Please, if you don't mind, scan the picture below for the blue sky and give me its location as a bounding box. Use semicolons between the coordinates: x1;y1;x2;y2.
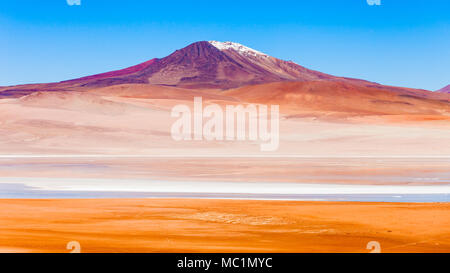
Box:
1;0;449;90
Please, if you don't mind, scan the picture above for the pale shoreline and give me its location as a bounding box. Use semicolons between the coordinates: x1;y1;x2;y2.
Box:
0;177;449;202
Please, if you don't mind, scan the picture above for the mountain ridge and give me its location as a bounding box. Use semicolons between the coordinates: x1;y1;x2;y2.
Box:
0;41;448;104
437;85;450;94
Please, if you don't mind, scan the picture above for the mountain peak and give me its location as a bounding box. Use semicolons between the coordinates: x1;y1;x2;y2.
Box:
8;40;368;92
208;41;269;58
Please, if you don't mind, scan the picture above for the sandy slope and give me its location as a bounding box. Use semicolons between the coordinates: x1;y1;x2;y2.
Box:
0;199;448;253
0;83;449;156
224;81;450;117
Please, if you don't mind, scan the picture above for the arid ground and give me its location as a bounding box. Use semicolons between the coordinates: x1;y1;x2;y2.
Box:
1;84;450;156
0;199;448;253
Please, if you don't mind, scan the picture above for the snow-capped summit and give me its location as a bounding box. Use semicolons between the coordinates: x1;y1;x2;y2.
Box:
208;41;269;58
27;41;359;91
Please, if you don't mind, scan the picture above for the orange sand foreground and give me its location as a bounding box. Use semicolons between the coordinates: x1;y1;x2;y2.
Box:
0;199;448;253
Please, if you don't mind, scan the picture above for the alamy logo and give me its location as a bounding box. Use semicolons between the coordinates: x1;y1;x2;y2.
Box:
367;0;381;5
67;0;81;6
171;97;280;151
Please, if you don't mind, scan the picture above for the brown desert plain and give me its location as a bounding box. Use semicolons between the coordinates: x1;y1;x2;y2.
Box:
0;41;449;253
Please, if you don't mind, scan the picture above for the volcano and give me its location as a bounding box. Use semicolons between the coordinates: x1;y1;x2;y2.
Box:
0;41;379;96
63;41;373;90
67;41;371;90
